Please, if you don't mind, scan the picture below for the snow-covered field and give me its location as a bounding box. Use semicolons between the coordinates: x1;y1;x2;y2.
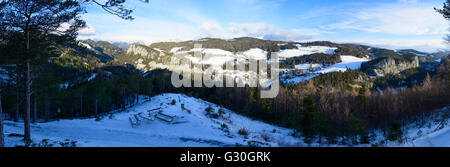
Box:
281;55;369;85
3;94;301;147
317;56;369;74
278;45;337;58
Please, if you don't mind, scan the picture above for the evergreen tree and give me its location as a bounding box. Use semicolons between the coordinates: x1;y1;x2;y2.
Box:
0;0;86;143
302;98;318;140
0;94;4;147
436;0;450;42
344;116;366;144
287;109;302;131
436;0;450;20
88;0;149;21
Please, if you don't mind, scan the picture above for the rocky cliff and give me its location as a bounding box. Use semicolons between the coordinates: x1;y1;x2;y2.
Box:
362;55;420;77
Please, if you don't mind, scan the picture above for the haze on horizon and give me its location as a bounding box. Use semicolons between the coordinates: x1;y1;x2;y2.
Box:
78;0;450;52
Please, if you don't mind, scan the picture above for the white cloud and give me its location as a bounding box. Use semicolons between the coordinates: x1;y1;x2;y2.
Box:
199;22;327;41
338;38;448;52
320;3;448;36
78;24;96;35
78;14;199;44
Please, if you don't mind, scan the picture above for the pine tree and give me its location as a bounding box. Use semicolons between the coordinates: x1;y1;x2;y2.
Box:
0;0;86;143
0;95;4;147
436;0;450;42
302;98;318;140
88;0;149;20
422;73;432;88
436;0;450;20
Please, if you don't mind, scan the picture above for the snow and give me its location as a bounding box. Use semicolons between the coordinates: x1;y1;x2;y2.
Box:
393;106;450;147
201;49;234;56
3;93;301;147
59;83;69;89
87;73;97;81
409;126;450;147
295;64;322;70
153;48;163;53
0;67;9;81
281;74;320;85
170;47;184;53
317;56;369;74
78;42;92;49
185;55;234;66
243;48;267;60
3;94;448;147
281;55;369;85
277;45;337;58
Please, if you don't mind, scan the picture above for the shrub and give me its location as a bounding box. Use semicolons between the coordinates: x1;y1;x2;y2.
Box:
221;123;228;129
387;122;403;141
109;113;115;119
218;108;226;116
261;134;271;142
95;115;103;121
238;128;249;136
205;106;214;114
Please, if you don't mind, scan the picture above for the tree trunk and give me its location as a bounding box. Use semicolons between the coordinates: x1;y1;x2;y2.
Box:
45;98;49;121
95;97;98;116
24;20;32;143
15;67;20;122
15;91;19;122
33;94;37;123
24;60;31;143
80;93;83;117
0;95;5;147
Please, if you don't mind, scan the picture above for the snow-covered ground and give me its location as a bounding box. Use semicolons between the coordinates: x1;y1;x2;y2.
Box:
391;106;449;147
404;125;450;147
295;64;322;70
2;94;448;147
78;42;93;49
317;56;369;74
3;94;302;147
278;45;337;58
242;48;267;60
281;55;369;85
0;67;9;81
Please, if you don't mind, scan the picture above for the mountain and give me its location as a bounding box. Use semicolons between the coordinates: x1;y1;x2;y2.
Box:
113;37;441;88
79;39;125;60
397;49;429;57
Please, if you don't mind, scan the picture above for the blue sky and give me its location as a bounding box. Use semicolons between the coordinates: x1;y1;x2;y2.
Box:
78;0;449;52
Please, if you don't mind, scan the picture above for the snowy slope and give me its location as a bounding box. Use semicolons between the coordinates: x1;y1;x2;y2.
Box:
281;55;369;85
3;95;448;147
317;56;369;74
408;126;450;147
242;48;267;60
3;94;301;147
277;45;337;58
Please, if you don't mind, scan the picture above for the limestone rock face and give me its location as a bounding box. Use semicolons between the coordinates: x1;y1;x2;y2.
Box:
366;56;419;77
127;45;150;57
